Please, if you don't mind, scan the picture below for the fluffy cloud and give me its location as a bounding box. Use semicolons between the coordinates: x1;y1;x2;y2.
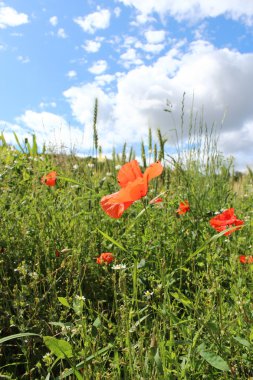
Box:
82;39;102;53
17;55;30;63
57;28;67;38
14;111;84;152
67;70;77;78
64;83;116;150
118;0;253;23
0;4;29;28
74;8;110;34
49;16;58;26
120;48;143;67
62;40;253;168
88;60;108;75
145;30;166;44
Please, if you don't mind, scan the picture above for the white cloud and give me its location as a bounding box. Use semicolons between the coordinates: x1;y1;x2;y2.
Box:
74;8;110;34
145;30;166;44
137;42;165;54
67;70;77;78
49;16;58;26
64;83;115;150
57;28;67;38
39;101;57;109
62;40;253;168
15;111;84;153
120;48;143;67
118;0;253;24
0;4;29;29
88;60;108;75
17;55;30;63
0;120;27;146
95;74;116;86
82;39;102;53
114;7;121;17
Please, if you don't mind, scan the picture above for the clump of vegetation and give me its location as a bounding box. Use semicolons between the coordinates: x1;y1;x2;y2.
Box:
0;115;253;379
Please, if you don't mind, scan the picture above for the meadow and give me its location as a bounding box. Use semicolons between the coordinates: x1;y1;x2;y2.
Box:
0;122;253;379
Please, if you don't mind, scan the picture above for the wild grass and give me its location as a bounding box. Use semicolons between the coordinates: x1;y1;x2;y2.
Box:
0;120;253;380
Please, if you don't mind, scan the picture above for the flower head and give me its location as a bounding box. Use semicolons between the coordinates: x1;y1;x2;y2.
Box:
176;200;190;215
96;252;114;265
209;208;244;236
239;255;253;264
149;197;163;205
41;171;57;186
112;263;127;270
100;160;163;218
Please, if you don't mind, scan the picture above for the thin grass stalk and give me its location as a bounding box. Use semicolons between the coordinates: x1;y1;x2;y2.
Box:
141;141;147;168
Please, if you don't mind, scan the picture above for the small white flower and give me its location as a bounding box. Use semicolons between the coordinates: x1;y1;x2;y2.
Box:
29;271;39;279
106;172;112;176
115;165;121;170
73;164;79;170
87;163;94;168
75;295;86;301
144;290;154;300
112;264;127;270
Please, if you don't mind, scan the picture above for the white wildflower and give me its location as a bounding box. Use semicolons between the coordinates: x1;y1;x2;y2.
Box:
144;290;154;300
112;264;127;270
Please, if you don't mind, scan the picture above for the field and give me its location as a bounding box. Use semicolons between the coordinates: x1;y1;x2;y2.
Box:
0;127;253;380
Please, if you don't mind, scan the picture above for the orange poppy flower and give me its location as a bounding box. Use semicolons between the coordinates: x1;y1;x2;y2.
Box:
239;255;253;264
100;160;163;218
41;171;57;186
209;208;244;236
176;200;190;215
96;252;114;265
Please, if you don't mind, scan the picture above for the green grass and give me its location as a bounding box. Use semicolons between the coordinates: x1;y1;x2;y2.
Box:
0;129;253;380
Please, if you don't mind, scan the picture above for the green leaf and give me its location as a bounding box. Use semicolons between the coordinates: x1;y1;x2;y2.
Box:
58;297;71;308
233;336;251;348
0;332;40;344
154;348;163;374
43;336;73;359
93;317;101;328
58;343;113;379
13;132;25;153
197;345;230;371
49;322;73;329
96;228;127;252
170;291;192;308
137;258;145;268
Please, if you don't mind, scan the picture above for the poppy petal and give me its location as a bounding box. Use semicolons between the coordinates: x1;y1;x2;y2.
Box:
100;192;133;218
209;208;243;235
41;171;57;186
143;161;163;183
117;160;143;188
109;177;147;203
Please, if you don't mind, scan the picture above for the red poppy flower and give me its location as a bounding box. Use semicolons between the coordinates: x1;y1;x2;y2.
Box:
55;249;60;257
41;171;57;186
149;197;163;205
176;200;190;215
96;252;114;265
100;160;163;218
209;208;244;236
239;255;253;264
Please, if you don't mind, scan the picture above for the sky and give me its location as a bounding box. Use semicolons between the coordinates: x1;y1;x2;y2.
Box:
1;0;253;170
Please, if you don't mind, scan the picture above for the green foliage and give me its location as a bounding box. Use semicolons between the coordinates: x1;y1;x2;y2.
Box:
0;124;253;379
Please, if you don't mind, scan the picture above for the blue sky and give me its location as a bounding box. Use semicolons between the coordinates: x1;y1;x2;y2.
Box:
1;0;253;169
